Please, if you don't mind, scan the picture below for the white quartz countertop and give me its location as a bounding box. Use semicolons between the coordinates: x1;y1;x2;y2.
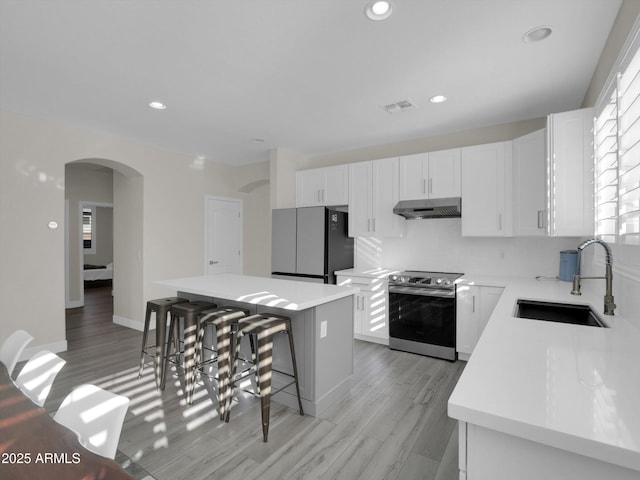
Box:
448;276;640;471
156;274;359;311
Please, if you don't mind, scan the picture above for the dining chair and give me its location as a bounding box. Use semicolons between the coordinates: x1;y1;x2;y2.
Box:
53;384;130;459
0;329;34;377
15;349;66;407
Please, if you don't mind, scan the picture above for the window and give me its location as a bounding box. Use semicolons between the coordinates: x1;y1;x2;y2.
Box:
594;86;619;243
594;18;640;246
618;43;640;244
82;206;96;254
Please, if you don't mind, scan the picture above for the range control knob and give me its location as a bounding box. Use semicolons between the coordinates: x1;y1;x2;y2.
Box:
443;279;451;286
435;278;443;285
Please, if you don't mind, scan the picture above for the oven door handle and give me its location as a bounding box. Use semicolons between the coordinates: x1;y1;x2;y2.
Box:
388;286;455;298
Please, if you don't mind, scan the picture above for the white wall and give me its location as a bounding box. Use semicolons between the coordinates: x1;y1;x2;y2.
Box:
354;219;578;278
0;111;66;352
0;110;271;350
583;0;640;108
579;235;640;327
307;117;546;168
270;147;305;209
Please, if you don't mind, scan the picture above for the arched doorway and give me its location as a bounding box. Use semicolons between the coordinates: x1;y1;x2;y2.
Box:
64;159;143;329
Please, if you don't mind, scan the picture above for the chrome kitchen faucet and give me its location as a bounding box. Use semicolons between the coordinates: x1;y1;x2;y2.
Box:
570;239;616;315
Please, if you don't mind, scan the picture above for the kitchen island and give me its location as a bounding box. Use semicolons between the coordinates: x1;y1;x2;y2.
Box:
449;276;640;479
156;274;359;416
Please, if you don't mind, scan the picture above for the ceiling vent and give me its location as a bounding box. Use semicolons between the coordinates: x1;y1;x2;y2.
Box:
382;99;416;114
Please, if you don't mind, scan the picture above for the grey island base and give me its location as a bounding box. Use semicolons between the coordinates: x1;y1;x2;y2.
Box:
156;274;359;417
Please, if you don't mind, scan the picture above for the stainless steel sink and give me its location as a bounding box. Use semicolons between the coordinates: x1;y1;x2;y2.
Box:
515;299;608;328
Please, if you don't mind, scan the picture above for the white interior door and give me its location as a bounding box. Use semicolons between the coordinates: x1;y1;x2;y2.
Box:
205;196;242;275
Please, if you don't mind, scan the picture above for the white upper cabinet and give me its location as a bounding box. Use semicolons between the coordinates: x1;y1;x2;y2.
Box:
513;129;547;236
348;157;405;237
398;153;426;199
296;164;349;207
399;148;461;200
461;141;513;237
547;107;595;236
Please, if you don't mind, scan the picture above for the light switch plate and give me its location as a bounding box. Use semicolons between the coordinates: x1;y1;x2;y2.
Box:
320;320;328;338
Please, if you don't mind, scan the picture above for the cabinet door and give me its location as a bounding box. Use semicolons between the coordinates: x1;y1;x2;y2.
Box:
399;153;428;200
547;108;595;236
456;285;479;357
478;287;503;339
429;148;461;198
324;165;349;205
354;290;389;343
461;141;513;237
353;292;366;336
372;157;405;237
457;285;504;359
348;161;373;237
296;169;325;207
361;288;388;341
296;165;349;207
513;129;547;236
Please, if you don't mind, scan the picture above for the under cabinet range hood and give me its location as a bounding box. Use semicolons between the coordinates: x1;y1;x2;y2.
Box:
393;197;462;219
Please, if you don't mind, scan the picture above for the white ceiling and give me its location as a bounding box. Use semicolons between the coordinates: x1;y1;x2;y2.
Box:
0;0;622;166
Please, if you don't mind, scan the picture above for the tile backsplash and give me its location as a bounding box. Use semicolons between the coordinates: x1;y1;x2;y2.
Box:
355;218;578;279
355;219;640;331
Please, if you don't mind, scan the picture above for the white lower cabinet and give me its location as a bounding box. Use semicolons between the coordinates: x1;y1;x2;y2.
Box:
458;421;639;480
337;273;389;345
456;285;503;360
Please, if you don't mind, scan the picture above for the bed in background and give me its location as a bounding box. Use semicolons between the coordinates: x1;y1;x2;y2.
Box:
83;262;113;287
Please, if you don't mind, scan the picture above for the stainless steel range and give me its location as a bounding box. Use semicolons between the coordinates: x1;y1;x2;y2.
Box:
388;271;463;361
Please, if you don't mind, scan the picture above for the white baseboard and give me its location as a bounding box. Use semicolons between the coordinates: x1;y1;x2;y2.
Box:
65;299;83;309
20;340;68;362
354;333;388;346
113;315;146;331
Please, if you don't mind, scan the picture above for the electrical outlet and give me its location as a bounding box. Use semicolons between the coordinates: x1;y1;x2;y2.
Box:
320;320;328;338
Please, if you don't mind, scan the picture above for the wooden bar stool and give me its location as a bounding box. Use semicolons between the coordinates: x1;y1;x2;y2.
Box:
161;301;216;400
227;313;304;442
192;306;251;418
138;297;189;387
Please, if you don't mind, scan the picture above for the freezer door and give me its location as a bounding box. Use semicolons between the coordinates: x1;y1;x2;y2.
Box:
271;208;297;274
326;209;354;283
296;207;326;276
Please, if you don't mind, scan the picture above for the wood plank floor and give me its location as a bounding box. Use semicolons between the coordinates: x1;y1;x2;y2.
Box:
48;287;465;480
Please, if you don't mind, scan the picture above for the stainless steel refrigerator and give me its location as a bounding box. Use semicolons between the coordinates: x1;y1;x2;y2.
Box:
271;207;354;284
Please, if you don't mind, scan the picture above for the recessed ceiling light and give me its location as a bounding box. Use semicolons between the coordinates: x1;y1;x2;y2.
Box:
429;95;447;104
522;26;552;43
365;1;393;21
149;101;167;110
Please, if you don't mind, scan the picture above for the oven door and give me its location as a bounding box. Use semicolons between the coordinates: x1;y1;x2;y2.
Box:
388;286;456;348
